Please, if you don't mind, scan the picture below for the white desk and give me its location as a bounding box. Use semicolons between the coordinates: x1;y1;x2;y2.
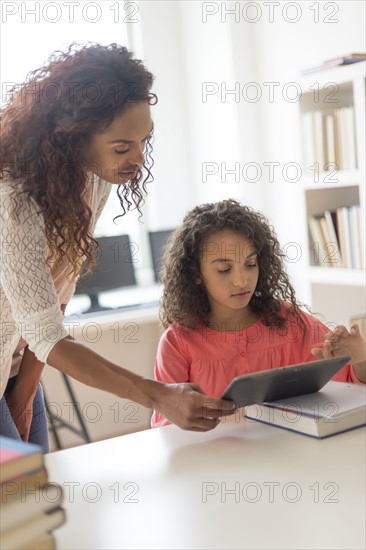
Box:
45;415;366;550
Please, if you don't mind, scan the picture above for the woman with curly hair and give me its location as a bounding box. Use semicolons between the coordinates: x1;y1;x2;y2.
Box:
151;199;365;427
0;43;236;450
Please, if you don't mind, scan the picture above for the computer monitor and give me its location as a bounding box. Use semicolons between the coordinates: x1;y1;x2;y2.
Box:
74;234;137;313
148;229;175;283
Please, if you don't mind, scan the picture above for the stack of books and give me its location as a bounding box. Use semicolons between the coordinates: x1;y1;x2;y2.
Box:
301;106;357;172
0;437;66;550
308;205;363;269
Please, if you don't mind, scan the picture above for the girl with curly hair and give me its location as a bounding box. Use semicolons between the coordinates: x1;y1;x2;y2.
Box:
151;199;365;427
0;43;235;450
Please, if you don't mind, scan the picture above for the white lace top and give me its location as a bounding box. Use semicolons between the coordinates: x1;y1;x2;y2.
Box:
0;173;112;397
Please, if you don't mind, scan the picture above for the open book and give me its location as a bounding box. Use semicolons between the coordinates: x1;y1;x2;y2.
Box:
245;381;366;439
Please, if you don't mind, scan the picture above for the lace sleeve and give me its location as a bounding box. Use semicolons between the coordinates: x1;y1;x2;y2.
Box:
0;186;68;363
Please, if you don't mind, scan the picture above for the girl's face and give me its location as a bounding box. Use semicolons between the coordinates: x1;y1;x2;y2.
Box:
82;101;153;184
199;229;259;323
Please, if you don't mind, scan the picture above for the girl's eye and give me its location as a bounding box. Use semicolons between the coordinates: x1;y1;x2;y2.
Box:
114;149;129;155
218;268;230;274
247;263;258;269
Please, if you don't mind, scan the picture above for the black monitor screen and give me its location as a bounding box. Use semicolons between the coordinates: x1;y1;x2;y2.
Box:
75;234;137;312
148;229;175;283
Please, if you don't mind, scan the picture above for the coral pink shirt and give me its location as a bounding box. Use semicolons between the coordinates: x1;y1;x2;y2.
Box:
151;305;361;427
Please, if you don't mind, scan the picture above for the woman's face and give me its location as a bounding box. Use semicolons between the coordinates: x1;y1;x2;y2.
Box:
82;101;153;184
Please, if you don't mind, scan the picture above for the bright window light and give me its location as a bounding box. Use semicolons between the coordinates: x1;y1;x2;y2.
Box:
0;2;147;247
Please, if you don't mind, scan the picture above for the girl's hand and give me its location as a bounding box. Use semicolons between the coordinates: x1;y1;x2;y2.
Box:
311;324;366;364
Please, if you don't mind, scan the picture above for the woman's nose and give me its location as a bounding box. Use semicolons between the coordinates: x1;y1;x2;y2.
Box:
129;143;145;167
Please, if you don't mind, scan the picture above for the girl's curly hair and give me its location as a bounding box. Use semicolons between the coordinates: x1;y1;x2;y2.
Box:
0;42;157;274
160;199;306;333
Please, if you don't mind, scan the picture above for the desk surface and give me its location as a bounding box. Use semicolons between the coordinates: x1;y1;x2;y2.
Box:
46;416;366;550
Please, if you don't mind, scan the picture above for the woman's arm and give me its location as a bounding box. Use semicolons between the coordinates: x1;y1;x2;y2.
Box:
1;189;235;432
47;336;236;431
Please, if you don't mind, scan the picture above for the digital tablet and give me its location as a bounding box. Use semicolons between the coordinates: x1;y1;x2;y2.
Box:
221;356;352;407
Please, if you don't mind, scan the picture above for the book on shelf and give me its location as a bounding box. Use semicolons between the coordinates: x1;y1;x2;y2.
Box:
326;53;366;63
308;215;326;266
345;106;357;169
301;106;356;171
245;381;366;439
309;205;363;269
348;205;363;269
301;111;315;170
342;205;364;269
323;210;342;266
318;216;338;267
301;53;366;75
308;214;341;267
325;112;337;166
313;110;326;171
301;111;324;171
336;207;349;268
335;106;357;171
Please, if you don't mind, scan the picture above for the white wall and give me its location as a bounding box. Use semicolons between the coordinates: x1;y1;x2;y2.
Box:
134;1;194;229
138;1;265;215
241;0;366;304
137;0;365;304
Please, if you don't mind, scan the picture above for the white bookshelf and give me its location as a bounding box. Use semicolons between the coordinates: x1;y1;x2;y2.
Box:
299;61;366;327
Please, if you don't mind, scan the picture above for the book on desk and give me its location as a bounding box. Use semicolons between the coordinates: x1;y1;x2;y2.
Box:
0;437;66;550
245;381;366;439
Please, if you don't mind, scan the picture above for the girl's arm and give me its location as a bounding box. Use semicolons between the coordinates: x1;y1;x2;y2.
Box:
311;324;366;383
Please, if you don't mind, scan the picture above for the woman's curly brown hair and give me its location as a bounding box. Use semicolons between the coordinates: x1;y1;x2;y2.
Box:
160;199;306;334
0;42;156;274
